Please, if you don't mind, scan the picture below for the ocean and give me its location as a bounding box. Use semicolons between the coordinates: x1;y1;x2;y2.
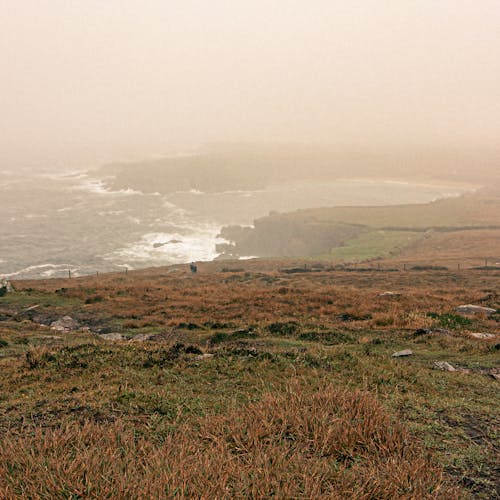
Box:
0;167;470;279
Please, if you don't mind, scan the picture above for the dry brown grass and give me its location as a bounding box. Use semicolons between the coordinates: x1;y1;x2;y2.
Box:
10;267;500;332
0;383;459;499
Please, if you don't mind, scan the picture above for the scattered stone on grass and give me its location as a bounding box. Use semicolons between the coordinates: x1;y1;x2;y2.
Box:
434;361;456;372
98;333;126;341
129;331;175;342
129;333;156;342
392;349;413;357
468;332;496;339
414;328;450;336
50;316;79;332
455;304;496;316
194;353;214;361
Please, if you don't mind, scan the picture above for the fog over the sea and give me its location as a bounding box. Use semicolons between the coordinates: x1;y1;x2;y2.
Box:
1;0;499;169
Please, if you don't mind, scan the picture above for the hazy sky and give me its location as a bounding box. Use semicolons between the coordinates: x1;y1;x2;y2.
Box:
1;1;499;168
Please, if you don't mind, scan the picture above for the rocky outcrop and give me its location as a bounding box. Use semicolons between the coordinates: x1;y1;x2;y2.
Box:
50;316;80;332
455;305;497;316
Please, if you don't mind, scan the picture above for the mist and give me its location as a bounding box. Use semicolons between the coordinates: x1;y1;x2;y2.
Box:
1;0;499;169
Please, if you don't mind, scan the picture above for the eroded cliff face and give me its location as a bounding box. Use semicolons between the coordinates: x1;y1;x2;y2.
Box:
217;214;365;258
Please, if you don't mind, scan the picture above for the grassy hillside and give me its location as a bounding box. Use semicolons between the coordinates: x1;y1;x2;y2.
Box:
1;264;499;497
220;188;500;264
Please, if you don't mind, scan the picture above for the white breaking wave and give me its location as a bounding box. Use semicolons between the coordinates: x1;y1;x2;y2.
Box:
73;177;145;196
1;263;75;279
105;225;226;265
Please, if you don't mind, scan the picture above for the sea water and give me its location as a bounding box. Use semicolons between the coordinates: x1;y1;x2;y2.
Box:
0;167;470;279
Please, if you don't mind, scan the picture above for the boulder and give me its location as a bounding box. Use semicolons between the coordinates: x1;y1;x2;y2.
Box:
392;349;413;357
469;332;496;339
194;353;214;361
434;361;456;372
414;328;450;336
129;331;174;342
98;333;126;341
129;333;156;342
50;316;79;332
455;304;496;316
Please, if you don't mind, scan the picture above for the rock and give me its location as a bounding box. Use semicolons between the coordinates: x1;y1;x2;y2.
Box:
434;361;456;372
392;349;413;357
414;328;450;336
129;331;174;342
153;239;182;248
455;304;496;316
490;369;500;381
98;333;126;341
468;332;496;339
380;291;401;297
194;353;214;361
50;316;79;332
129;333;156;342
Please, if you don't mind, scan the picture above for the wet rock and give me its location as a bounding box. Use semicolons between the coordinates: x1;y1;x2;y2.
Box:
392;349;413;357
434;361;456;372
455;304;496;316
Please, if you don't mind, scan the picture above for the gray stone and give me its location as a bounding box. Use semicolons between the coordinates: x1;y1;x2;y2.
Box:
98;333;126;341
194;353;214;361
392;349;413;357
50;316;79;332
469;332;496;339
434;361;456;372
455;304;496;316
129;333;156;342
